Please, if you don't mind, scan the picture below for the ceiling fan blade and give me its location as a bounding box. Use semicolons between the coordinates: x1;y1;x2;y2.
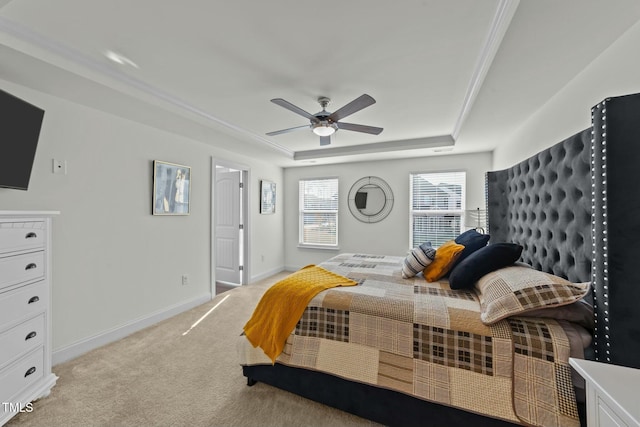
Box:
271;98;320;123
336;122;383;135
320;136;331;146
327;94;376;122
266;124;310;136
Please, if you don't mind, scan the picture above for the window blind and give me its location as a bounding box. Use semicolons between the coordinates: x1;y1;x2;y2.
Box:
299;178;339;246
410;171;465;248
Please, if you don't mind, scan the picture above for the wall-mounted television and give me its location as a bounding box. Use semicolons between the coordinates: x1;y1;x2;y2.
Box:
0;89;45;190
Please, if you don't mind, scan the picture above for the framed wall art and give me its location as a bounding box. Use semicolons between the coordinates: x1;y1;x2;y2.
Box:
260;180;276;214
153;160;191;215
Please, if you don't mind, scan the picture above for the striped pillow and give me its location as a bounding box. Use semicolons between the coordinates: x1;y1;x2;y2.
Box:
402;243;436;278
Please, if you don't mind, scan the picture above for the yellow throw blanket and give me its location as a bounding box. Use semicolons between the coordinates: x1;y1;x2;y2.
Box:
243;264;357;363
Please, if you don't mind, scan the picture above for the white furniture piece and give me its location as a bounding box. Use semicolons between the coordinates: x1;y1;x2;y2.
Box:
570;358;640;427
0;211;58;426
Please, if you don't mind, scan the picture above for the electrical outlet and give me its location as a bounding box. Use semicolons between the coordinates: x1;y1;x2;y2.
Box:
181;274;189;286
52;159;67;175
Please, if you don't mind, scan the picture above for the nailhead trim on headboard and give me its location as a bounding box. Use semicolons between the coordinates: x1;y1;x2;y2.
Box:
591;99;610;362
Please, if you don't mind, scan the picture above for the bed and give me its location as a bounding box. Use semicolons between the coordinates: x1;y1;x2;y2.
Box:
238;91;640;426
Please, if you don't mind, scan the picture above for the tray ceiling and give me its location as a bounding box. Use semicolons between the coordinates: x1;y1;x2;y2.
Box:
1;0;639;166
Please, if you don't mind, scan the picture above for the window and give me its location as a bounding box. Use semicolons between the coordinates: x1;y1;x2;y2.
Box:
299;178;339;247
410;171;466;248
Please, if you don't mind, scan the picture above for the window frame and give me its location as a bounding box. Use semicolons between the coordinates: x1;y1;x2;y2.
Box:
298;177;339;250
409;171;466;249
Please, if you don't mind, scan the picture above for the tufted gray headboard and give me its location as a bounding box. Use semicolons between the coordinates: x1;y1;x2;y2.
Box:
486;129;592;283
487;92;640;370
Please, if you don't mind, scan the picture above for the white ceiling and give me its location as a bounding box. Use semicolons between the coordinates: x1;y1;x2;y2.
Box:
1;0;640;167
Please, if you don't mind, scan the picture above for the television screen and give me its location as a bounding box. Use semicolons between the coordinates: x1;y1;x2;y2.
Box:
0;89;45;190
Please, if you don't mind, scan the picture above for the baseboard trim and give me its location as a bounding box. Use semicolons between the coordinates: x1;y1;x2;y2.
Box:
52;293;211;366
250;266;287;282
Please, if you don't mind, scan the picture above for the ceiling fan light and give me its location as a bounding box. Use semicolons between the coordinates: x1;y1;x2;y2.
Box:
313;122;336;136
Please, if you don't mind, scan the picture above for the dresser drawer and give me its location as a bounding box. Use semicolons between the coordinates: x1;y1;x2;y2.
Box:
0;281;48;327
0;222;45;255
0;347;44;404
0;251;45;291
0;315;45;370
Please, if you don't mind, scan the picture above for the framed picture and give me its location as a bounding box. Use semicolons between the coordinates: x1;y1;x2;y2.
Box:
260;180;276;214
153;160;191;215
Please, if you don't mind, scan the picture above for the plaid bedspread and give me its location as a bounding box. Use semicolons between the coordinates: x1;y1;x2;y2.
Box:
238;253;580;427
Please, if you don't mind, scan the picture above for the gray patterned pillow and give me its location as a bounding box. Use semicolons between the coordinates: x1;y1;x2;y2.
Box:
402;242;436;278
475;265;590;324
523;299;594;330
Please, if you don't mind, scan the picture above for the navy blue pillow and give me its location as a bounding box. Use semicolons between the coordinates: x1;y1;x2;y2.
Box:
448;243;523;290
450;229;490;270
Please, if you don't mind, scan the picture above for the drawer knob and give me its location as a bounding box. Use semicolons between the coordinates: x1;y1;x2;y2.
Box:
24;366;36;377
25;232;38;239
25;263;37;270
28;296;40;304
25;331;37;340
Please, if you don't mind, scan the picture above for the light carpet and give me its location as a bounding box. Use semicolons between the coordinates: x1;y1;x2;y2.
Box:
7;273;378;427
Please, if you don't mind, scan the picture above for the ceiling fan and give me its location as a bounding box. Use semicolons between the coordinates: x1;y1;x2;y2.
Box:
266;94;383;146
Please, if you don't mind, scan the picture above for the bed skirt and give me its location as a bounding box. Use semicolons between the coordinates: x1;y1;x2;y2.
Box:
243;363;563;427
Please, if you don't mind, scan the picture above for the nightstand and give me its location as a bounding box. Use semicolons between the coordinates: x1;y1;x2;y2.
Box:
570;358;640;427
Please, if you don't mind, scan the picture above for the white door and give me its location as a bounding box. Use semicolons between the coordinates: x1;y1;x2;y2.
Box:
215;169;242;284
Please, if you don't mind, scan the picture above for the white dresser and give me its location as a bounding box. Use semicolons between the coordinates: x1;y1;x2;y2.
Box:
570;358;640;427
0;211;58;426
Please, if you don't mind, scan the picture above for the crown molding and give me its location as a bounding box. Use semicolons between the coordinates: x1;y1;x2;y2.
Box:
0;16;294;158
451;0;520;141
293;135;454;161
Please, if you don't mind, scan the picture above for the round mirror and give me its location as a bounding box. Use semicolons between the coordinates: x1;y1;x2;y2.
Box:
348;176;394;223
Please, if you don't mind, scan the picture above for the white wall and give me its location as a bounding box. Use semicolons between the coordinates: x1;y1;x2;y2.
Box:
0;80;284;359
283;152;491;270
493;19;640;169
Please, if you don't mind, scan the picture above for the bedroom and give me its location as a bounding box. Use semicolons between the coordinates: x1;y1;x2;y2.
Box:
1;0;640;426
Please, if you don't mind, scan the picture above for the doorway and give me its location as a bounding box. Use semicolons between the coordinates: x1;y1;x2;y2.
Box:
212;159;250;296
